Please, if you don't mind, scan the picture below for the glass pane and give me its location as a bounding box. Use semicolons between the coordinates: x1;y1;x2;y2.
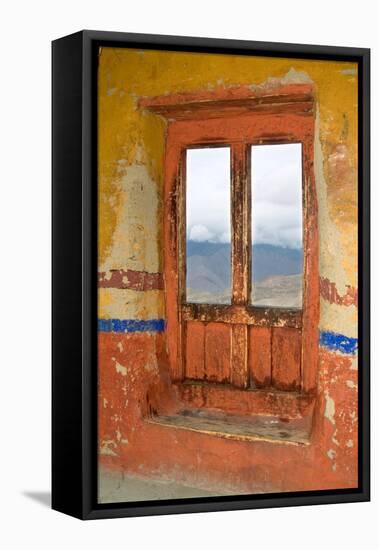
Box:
251;143;303;308
186;147;231;304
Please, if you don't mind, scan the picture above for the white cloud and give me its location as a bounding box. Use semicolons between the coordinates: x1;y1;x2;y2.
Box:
186;147;231;243
189;224;215;242
219;230;231;243
186;143;303;249
251;143;302;248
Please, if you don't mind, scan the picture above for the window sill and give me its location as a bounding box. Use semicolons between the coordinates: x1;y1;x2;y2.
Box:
144;381;315;446
146;408;312;446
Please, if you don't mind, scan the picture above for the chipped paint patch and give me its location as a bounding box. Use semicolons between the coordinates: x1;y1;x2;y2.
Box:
349;356;358;370
327;448;336;460
314;110;357;294
114;360;128;376
282;67;313;84
98;269;164;291
100;440;118;456
324;391;336;425
320;276;357;307
340;68;358;76
99;164;161;274
117;341;123;352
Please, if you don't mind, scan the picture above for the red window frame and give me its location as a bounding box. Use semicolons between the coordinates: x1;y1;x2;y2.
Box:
141;83;319;404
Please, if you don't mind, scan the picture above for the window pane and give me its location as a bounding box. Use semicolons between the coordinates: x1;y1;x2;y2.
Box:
186;147;231;304
251;143;303;308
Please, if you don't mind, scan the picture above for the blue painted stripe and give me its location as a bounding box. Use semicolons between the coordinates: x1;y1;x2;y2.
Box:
98;318;165;333
319;330;358;355
98;320;357;354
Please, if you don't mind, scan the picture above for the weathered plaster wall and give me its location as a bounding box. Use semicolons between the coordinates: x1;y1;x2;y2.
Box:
97;47;358;497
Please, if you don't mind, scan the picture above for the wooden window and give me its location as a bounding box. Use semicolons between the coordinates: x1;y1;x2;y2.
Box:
141;84;319;403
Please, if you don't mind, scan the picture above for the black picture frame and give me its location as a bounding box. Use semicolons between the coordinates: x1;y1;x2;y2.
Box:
52;30;370;520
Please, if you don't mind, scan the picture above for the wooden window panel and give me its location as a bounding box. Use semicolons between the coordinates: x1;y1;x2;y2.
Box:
185;321;205;380
230;324;248;388
249;326;272;389
204;322;231;383
272;327;302;391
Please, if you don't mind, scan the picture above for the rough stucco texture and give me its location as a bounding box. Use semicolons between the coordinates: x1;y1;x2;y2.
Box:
97;47;359;498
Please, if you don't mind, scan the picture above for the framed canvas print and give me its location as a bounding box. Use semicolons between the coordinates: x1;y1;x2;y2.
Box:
52;30;370;519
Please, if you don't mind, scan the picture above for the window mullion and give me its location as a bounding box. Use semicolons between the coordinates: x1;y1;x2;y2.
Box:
231;143;250;306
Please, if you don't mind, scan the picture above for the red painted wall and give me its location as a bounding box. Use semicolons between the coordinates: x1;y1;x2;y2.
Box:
98;331;358;494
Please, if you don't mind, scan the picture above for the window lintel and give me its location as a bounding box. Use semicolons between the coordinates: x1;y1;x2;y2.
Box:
139;83;314;121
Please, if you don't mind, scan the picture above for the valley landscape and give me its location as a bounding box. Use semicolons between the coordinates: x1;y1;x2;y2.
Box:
186;241;303;308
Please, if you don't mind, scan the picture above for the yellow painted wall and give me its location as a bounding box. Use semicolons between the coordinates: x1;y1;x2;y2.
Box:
98;47;358;336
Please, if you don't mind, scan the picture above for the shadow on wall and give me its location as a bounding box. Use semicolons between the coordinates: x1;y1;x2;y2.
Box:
22;491;51;508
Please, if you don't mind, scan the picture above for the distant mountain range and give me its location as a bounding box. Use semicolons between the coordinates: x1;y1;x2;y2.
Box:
186;241;302;288
187;274;302;308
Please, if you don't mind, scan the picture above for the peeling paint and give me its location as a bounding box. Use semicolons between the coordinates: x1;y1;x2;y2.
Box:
114;361;128;376
320;276;357;307
314;110;356;297
99;268;164;291
340;68;358;76
98;288;165;320
99;164;162;274
327;448;336;460
324;391;336;425
100;440;118;456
